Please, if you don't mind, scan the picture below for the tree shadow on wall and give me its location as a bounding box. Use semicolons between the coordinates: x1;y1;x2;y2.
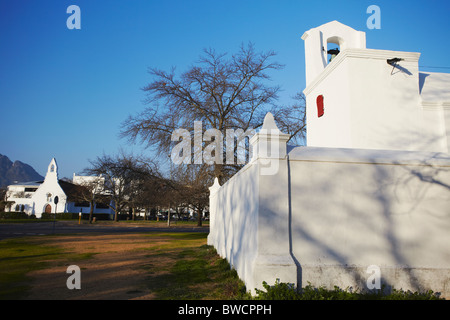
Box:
287;150;450;295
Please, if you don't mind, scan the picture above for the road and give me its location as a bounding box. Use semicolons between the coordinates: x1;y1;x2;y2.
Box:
0;221;209;240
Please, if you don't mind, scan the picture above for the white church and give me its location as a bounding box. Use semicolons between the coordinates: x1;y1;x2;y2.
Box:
207;21;450;297
4;158;114;218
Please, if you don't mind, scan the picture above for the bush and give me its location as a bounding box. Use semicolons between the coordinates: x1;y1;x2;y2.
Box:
40;212;78;220
253;280;444;300
0;211;29;219
254;280;301;300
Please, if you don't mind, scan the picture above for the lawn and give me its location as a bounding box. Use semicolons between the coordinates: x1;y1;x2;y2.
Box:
0;231;443;300
0;237;64;299
140;233;247;299
0;232;246;300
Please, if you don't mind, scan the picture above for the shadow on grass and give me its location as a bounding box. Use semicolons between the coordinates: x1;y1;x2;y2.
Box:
144;243;248;300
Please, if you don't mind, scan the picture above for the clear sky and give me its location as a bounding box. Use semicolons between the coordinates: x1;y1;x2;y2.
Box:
1;0;449;179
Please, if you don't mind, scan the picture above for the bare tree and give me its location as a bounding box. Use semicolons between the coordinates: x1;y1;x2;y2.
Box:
121;43;306;184
170;164;210;226
71;176;104;223
272;92;307;146
84;152;157;222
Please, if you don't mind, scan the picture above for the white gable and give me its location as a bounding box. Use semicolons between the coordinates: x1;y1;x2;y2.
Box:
31;158;67;215
302;21;450;154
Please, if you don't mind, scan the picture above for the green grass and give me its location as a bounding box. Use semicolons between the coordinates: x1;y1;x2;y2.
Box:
0;238;63;299
1;231;442;300
0;236;99;300
144;242;248;299
139;232;247;299
0;232;245;300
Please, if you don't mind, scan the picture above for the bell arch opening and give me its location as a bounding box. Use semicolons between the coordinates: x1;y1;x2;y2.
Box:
326;36;344;63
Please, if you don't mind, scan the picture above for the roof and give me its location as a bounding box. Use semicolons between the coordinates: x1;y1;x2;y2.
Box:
9;180;44;187
58;180;89;202
419;72;450;103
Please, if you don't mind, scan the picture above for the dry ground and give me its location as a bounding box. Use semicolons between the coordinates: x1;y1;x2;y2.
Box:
25;233;202;300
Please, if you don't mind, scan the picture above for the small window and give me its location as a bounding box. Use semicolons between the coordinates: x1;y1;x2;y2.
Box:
316;95;324;117
50;164;55;172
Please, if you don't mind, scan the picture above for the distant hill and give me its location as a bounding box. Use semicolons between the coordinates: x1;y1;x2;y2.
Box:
0;154;44;188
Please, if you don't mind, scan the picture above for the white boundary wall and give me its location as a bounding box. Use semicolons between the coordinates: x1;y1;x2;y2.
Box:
207;114;450;297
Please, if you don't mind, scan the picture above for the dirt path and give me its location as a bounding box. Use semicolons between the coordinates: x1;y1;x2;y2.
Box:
25;233;179;300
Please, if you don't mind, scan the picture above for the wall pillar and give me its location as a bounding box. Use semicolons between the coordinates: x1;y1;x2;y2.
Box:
248;112;298;292
207;177;220;247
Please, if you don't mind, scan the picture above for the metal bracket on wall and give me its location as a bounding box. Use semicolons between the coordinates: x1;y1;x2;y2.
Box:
387;57;404;75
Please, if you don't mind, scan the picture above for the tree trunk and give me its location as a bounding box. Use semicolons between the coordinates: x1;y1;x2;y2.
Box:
89;200;94;223
197;207;202;227
167;202;171;227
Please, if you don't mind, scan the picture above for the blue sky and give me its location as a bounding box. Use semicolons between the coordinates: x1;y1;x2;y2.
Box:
1;0;449;179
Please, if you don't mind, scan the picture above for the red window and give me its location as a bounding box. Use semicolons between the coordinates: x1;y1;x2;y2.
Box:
316;95;324;117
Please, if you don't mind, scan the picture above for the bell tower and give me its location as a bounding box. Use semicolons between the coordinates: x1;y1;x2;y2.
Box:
299;21;441;152
301;20;366;86
45;158;59;181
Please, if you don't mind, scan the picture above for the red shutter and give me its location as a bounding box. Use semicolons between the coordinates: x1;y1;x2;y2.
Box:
316;95;324;117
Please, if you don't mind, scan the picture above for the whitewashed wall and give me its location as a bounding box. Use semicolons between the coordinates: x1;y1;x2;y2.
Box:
288;147;450;296
208;21;450;296
207;164;259;291
208;114;450;297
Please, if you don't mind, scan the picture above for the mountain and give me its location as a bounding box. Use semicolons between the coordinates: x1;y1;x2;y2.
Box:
0;154;44;188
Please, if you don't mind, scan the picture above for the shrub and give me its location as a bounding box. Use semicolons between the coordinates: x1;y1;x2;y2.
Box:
253;280;444;300
40;212;78;220
0;211;29;219
254;280;301;300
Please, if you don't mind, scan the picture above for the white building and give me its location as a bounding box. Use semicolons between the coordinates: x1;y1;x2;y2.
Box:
208;21;450;297
5;158;114;218
301;20;450;153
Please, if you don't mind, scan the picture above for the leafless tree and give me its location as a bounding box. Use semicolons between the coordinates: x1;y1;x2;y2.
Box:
84;151;158;222
71;176;104;223
120;43;306;184
170;164;211;226
271;92;307;146
0;188;8;212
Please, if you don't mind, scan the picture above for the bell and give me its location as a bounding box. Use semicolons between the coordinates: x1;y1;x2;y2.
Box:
327;48;340;62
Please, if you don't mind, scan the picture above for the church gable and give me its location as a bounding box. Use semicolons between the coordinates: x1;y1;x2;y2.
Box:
30;158;67;215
